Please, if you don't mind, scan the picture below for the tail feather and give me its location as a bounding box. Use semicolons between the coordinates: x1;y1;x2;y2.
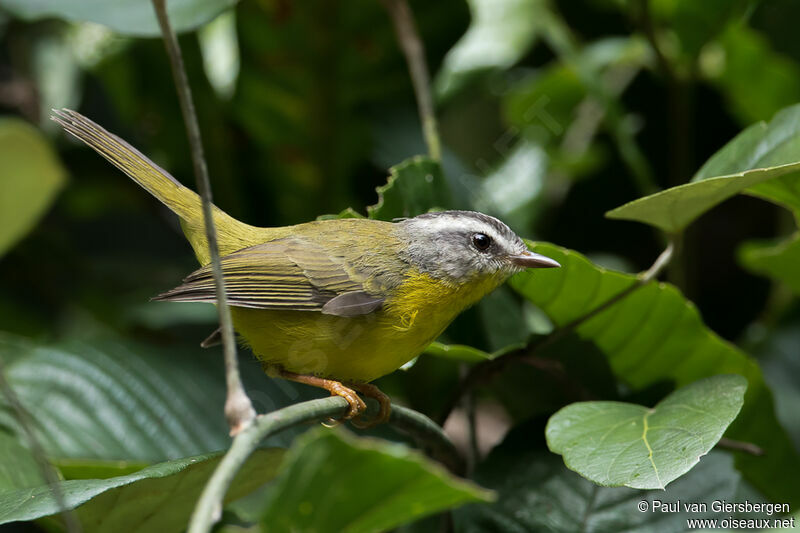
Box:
52;109;263;262
52;109;201;223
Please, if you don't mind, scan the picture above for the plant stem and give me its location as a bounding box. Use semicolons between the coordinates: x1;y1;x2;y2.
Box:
437;242;675;426
0;360;81;533
151;0;255;434
380;0;442;162
187;397;462;533
717;437;765;456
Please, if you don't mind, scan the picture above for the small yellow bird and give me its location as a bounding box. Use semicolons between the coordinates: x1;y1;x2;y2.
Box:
53;109;559;424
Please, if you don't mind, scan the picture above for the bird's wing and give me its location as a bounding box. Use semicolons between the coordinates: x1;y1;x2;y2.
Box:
153;237;385;316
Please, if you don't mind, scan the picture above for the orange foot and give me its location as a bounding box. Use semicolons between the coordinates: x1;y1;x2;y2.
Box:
274;368;367;420
346;382;392;428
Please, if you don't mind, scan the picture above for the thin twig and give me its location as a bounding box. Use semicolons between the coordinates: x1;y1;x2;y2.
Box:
437;242;674;425
717;437;765;457
187;397;463;533
0;360;81;533
380;0;441;161
151;0;255;434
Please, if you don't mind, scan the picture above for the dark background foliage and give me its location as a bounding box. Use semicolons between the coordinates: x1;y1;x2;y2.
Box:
1;0;800;531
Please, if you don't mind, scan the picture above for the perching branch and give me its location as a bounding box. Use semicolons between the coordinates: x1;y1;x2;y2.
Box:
187;397;463;533
0;360;81;533
150;0;255;434
437;242;675;426
380;0;442;162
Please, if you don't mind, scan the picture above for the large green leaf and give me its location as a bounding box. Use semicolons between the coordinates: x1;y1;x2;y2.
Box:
0;432;44;491
753;323;800;452
607;104;800;232
1;0;238;37
0;119;67;257
434;0;548;99
546;375;746;489
0;334;308;462
509;242;800;504
0;448;284;530
739;233;800;295
457;423;769;533
261;428;492;533
705;24;800;125
367;156;451;221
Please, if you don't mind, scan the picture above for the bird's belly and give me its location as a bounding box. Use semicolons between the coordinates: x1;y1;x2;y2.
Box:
230;307;449;382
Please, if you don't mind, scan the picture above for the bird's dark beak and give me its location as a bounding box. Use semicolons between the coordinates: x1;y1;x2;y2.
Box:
509;250;561;269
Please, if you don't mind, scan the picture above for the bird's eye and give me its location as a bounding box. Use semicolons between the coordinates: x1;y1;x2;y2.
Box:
472;233;492;251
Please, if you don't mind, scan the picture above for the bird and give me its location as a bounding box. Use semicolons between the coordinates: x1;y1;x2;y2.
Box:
52;109;560;425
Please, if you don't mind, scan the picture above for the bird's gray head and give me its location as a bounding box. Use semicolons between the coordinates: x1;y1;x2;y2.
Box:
396;211;559;283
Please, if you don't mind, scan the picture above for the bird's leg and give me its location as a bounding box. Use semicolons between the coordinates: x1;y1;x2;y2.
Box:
345;382;392;428
272;367;366;420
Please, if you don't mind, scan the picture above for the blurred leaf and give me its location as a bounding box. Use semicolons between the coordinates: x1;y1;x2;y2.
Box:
476;285;529;351
457;427;764;533
124;300;218;329
233;0;398;221
316;207;365;221
435;0;548;99
509;242;800;503
491;334;618;422
367;156;451;220
261;428;492;533
472;141;548;232
199;9;240;100
505;37;648;143
0;119;67;257
424;342;491;363
1;0;238;37
0;448;284;530
704;24;800;125
55;458;150;481
547;375;746;489
753;323;800;452
0;431;44;491
649;0;748;57
33;34;82;130
607;103;800;232
739;233;800;295
0;333;307;462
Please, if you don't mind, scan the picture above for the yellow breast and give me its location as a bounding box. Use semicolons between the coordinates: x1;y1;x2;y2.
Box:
230;268;506;382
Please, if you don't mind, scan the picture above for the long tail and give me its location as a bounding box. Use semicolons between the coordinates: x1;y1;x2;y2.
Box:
52;109;259;262
52;109;202;223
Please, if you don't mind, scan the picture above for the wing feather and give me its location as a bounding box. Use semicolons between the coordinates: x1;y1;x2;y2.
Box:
153;237;384;314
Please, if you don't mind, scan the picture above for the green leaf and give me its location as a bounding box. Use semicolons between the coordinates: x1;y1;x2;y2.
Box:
1;0;238;37
424;342;491;363
704;24;800;125
509;242;800;503
0;118;67;257
490;334;618;423
739;232;800;295
648;0;748;57
198;9;240;100
754;323;800;452
0;432;44;491
434;0;548;99
367;156;451;221
546;375;746;489
0;333;307;462
606;104;800;232
261;428;493;533
0;448;284;529
316;207;365;221
458;421;767;533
